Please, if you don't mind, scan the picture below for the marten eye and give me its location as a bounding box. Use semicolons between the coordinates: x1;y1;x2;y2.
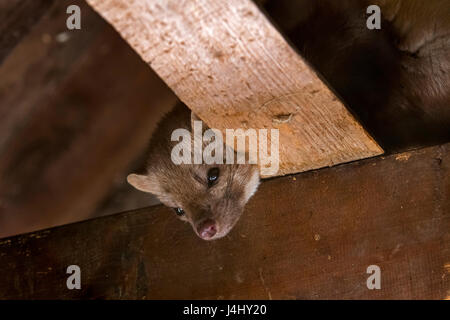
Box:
207;167;220;187
173;207;185;216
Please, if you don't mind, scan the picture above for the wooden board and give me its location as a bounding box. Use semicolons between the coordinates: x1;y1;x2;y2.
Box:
0;0;177;238
0;143;448;299
86;0;383;177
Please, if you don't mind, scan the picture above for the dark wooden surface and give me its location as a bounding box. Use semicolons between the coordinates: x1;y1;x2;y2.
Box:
86;0;383;178
0;143;448;299
0;0;177;237
0;0;55;64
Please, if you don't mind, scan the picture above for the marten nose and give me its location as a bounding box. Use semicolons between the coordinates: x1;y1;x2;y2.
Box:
197;219;217;239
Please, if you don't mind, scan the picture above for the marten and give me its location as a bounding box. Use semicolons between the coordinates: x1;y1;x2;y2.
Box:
127;104;260;240
127;0;449;240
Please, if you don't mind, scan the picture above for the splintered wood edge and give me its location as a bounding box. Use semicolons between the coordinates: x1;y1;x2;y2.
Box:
86;0;383;177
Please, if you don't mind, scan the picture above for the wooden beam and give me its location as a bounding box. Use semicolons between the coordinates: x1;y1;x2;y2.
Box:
0;143;448;299
86;0;383;177
0;0;177;238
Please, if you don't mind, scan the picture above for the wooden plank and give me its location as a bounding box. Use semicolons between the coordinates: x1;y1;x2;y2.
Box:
86;0;383;177
0;143;448;299
0;0;177;238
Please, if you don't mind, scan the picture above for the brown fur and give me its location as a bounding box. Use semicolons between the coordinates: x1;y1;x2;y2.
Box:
127;103;260;240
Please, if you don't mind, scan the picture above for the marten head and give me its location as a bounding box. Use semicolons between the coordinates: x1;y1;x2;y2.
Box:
127;109;260;240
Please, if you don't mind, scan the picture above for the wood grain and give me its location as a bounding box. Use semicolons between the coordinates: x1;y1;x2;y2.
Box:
0;143;448;299
86;0;383;177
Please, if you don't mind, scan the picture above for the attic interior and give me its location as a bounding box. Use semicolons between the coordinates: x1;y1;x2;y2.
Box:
0;0;448;299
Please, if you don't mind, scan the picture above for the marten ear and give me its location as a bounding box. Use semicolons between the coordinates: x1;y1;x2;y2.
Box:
127;173;161;195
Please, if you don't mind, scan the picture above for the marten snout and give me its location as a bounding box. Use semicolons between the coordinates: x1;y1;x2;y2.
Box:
196;219;217;240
